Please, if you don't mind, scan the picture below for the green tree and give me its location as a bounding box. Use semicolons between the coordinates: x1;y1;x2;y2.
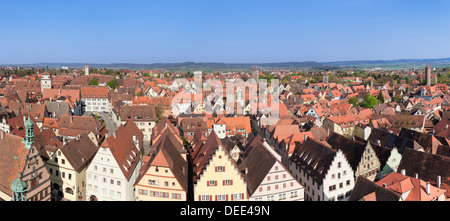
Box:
348;97;359;106
359;94;379;108
394;94;402;102
89;78;99;86
107;79;119;89
377;91;385;104
155;103;164;122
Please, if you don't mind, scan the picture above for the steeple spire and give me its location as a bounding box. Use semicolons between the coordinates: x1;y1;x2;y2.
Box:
22;111;34;150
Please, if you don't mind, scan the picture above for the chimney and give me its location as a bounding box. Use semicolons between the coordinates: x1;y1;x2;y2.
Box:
382;183;387;188
437;175;441;189
414;173;418;179
70;116;73;124
304;134;308;141
0;130;4;140
401;169;406;175
113;132;116;139
245;167;249;175
426;182;430;195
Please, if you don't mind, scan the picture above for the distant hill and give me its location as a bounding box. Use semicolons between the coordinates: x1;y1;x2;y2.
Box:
3;57;450;71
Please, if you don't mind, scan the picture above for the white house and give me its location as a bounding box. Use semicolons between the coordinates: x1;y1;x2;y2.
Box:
85;122;143;201
239;137;304;201
80;87;110;113
289;137;355;201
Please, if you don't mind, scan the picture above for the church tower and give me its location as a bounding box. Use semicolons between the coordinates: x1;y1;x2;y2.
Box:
22;113;34;150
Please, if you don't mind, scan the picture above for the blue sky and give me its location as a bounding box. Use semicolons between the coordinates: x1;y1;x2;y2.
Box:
1;0;450;64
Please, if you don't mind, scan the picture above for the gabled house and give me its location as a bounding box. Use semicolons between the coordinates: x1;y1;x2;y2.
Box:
85;121;143;201
134;131;188;201
289;137;355;201
326;133;381;182
46;133;99;201
238;136;304;201
191;131;247;201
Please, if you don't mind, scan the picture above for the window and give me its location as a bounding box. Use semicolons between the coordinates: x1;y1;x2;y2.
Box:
223;179;233;186
148;180;159;186
110;169;114;174
208;180;217;186
110;179;114;185
68;174;72;180
216;166;225;172
217;194;227;201
232;193;244;200
117;192;121;199
290;191;298;198
117;181;121;186
200;195;211;201
164;181;169;187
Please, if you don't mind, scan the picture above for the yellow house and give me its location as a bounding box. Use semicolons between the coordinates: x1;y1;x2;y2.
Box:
192;131;247;201
47;133;99;201
134;130;188;201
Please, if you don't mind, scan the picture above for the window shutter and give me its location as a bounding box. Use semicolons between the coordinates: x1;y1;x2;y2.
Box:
226;194;228;201
223;166;225;172
199;195;201;201
215;195;217;201
241;193;244;199
231;194;234;201
207;181;210;186
214;180;217;186
231;180;233;185
223;180;225;186
210;195;212;201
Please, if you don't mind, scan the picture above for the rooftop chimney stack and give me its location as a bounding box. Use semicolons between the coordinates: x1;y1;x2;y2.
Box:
401;169;406;175
414;173;418;179
426;182;430;195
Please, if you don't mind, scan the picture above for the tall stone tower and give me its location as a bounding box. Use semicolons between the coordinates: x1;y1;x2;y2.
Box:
425;65;431;86
323;73;329;84
251;66;259;82
22;113;34;150
85;63;90;76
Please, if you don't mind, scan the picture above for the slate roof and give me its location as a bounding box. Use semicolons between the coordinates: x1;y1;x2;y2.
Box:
289;138;337;185
238;137;277;196
60;133;99;171
348;175;401;201
368;128;423;154
326;132;367;172
397;148;450;199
